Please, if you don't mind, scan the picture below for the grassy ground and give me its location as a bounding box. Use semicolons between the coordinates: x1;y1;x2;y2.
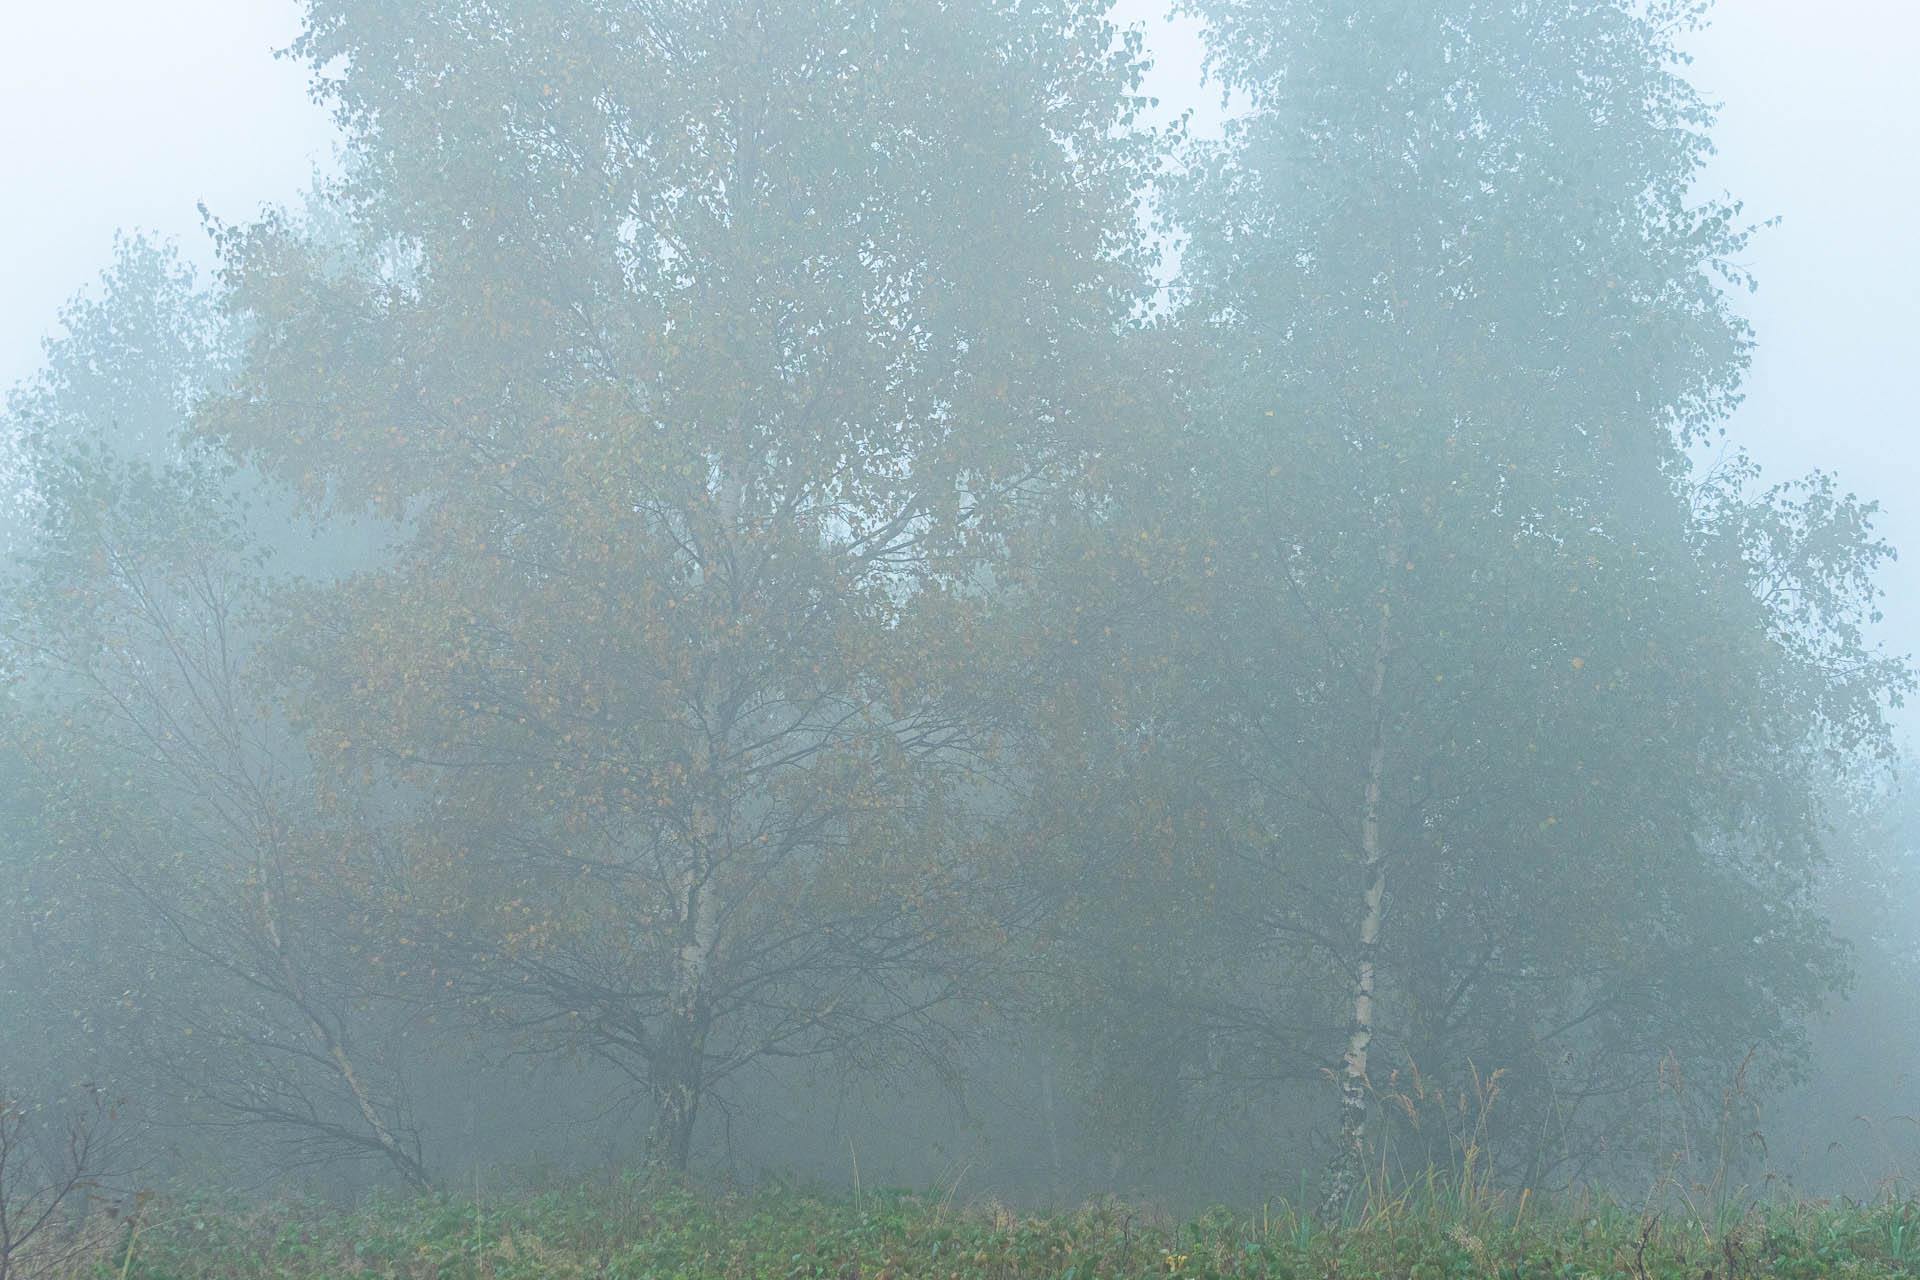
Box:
41;1173;1920;1279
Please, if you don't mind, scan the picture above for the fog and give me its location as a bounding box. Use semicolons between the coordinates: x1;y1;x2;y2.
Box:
2;0;1917;1224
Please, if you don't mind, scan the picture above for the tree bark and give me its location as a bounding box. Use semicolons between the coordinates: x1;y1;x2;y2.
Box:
650;807;718;1171
647;1019;704;1171
1322;593;1392;1220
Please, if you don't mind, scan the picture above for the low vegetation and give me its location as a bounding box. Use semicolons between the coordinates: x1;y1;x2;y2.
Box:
31;1175;1920;1280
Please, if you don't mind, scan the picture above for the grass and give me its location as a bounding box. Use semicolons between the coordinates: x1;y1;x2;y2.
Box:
38;1171;1920;1280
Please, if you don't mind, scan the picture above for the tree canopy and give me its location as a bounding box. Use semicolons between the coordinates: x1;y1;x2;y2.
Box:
0;0;1907;1199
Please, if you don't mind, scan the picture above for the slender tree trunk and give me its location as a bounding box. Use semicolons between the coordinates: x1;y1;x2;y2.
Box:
1039;1047;1064;1202
651;816;718;1170
1322;594;1392;1220
260;881;434;1190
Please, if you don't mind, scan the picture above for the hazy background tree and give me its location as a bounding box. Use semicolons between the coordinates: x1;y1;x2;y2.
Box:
1021;0;1908;1207
0;236;435;1190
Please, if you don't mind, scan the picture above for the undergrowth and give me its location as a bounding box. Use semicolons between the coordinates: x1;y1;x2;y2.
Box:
33;1172;1920;1280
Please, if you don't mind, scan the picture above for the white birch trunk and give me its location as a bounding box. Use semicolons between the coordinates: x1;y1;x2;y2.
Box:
1322;594;1392;1219
652;787;720;1168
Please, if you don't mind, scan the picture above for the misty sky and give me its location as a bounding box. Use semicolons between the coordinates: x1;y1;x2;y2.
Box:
4;0;1915;716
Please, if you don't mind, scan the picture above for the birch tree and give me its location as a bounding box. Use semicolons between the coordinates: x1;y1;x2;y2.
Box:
203;0;1156;1168
1;241;432;1189
1033;0;1907;1203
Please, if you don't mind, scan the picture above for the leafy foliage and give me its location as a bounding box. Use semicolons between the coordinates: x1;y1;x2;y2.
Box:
0;0;1910;1204
193;0;1162;1170
1023;0;1909;1197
